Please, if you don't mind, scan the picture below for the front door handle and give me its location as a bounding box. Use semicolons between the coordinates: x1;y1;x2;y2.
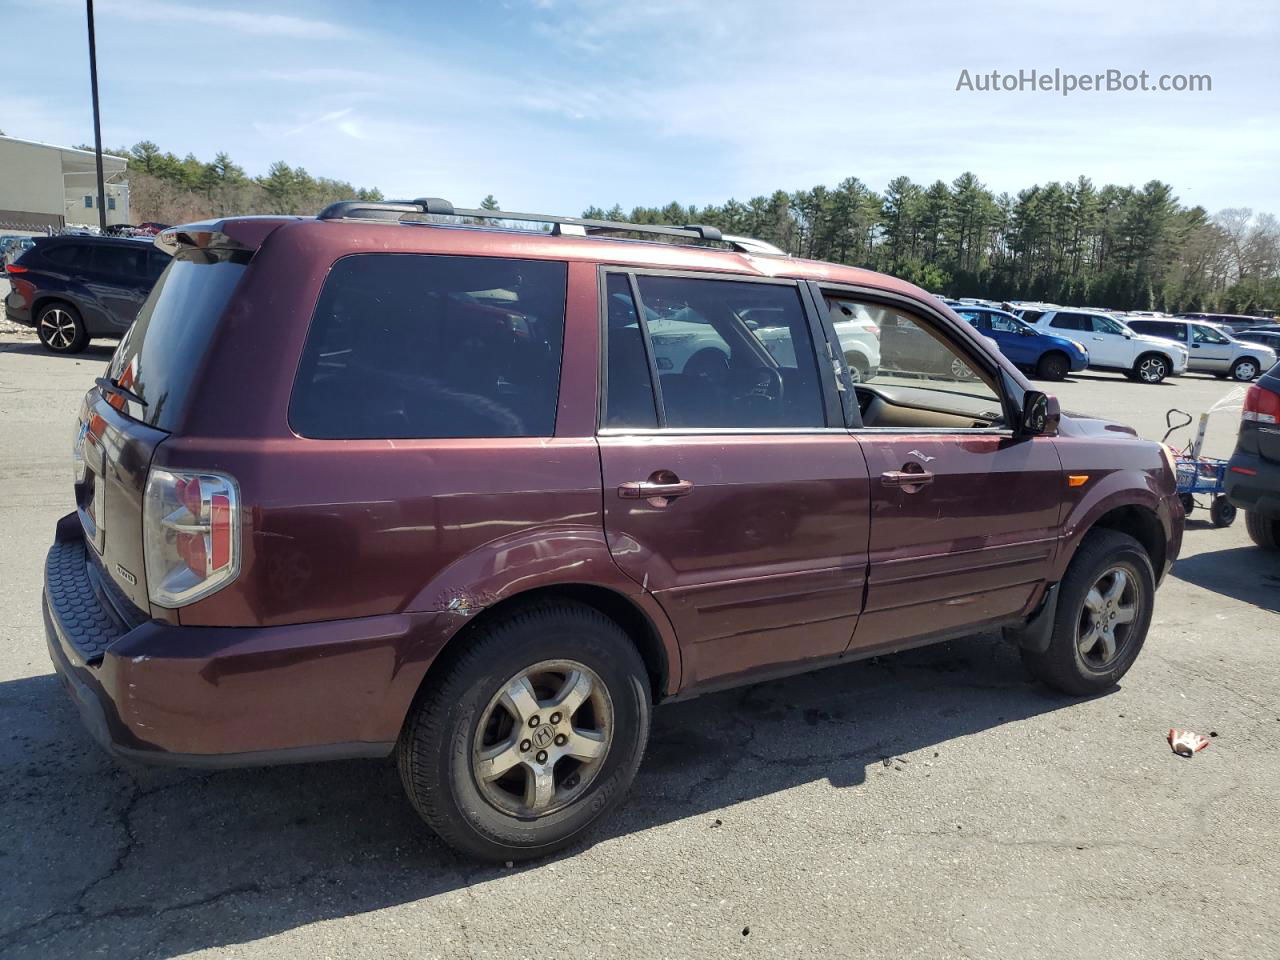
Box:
881;467;935;490
618;474;694;506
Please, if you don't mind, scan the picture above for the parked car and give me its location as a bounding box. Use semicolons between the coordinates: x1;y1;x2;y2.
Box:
1125;318;1276;381
44;201;1183;862
0;235;36;268
1030;309;1189;383
3;235;170;353
1176;312;1276;333
1224;361;1280;549
1237;328;1280;354
951;305;1089;380
749;298;882;382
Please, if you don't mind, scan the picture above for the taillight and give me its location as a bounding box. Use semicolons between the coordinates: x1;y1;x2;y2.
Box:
4;263;27;274
1242;385;1280;424
143;468;240;607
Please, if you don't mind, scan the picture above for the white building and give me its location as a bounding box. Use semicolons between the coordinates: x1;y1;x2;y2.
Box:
0;134;130;231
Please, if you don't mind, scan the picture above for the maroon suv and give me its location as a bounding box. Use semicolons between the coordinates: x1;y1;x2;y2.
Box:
44;200;1183;861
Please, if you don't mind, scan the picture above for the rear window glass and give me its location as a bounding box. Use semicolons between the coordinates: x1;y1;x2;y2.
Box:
290;254;568;439
107;255;246;430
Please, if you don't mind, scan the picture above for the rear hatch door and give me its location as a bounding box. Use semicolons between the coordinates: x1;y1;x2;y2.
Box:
76;252;249;609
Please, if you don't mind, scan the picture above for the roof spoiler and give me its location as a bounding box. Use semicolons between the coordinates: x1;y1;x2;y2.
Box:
155;216;302;256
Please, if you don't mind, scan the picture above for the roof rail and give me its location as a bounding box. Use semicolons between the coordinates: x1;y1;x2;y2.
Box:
314;197;786;255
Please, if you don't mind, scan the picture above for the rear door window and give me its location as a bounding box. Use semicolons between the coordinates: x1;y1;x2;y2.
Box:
92;244;148;278
1049;313;1091;332
290;254;568;439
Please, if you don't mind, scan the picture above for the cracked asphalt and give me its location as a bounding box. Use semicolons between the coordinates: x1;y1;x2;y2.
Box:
2;323;1278;959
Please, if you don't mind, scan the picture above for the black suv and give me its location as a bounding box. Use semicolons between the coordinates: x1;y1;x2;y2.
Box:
4;236;170;353
1226;360;1280;549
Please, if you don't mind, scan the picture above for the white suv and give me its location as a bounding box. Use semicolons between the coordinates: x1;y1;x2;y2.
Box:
1125;318;1276;381
1031;310;1188;383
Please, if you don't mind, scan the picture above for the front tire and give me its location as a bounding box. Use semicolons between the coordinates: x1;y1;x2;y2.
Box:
1021;529;1155;695
397;602;651;862
1133;353;1169;384
36;303;88;354
1245;510;1280;550
1036;351;1070;381
1231;358;1261;382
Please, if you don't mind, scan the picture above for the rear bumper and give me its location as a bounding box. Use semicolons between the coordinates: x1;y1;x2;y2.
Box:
1225;451;1280;518
4;289;32;326
43;518;444;767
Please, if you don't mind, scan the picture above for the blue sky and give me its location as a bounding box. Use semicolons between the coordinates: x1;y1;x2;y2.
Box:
4;0;1279;215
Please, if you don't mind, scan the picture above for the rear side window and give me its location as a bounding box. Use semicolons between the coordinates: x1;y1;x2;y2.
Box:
290;254;567;439
41;243;90;271
107;255;247;430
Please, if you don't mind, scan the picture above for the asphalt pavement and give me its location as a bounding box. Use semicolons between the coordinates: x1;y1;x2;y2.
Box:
1;326;1277;959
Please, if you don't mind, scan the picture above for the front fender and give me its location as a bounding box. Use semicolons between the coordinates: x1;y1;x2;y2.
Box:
1053;467;1179;581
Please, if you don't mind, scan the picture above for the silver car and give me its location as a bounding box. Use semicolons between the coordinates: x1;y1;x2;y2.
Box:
1126;318;1277;381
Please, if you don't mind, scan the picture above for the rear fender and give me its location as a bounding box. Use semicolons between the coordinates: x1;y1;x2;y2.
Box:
405;524;682;694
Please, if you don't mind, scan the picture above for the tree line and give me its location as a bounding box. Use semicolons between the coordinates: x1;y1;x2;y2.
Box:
88;141;384;226
107;141;1276;313
584;176;1279;314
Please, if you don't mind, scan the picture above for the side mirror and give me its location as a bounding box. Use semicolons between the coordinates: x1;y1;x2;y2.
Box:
1018;390;1060;437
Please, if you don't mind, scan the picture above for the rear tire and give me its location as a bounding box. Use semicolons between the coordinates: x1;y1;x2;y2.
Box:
1179;493;1195;516
1133;353;1169;384
1020;529;1155;695
397;602;651;862
1231;358;1261;382
36;302;88;354
1036;351;1070;381
1245;510;1280;550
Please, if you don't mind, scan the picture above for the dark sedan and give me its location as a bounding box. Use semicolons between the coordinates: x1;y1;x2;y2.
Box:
4;235;170;353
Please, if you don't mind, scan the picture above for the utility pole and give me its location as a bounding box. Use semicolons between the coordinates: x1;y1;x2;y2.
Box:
85;0;108;233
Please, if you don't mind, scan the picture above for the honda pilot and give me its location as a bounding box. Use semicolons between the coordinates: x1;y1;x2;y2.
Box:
44;200;1184;861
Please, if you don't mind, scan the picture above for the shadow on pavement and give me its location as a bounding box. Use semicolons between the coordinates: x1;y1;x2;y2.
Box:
0;339;115;360
0;632;1088;958
1170;544;1280;613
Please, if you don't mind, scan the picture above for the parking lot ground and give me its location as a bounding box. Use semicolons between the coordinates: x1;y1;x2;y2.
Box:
1;330;1278;959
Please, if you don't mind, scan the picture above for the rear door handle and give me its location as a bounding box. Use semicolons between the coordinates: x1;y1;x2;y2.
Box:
881;469;935;489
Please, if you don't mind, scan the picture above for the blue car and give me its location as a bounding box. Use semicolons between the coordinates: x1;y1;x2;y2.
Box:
950;305;1089;381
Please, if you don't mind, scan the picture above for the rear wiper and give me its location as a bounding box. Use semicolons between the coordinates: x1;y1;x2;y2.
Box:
96;376;148;408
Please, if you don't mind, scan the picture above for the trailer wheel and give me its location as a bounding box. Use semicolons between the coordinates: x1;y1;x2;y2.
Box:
1210;496;1237;528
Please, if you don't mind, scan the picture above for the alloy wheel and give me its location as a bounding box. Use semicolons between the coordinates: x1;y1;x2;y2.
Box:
1234;360;1258;381
950;357;976;380
1076;565;1141;669
472;659;614;818
1138;357;1167;382
39;309;78;350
